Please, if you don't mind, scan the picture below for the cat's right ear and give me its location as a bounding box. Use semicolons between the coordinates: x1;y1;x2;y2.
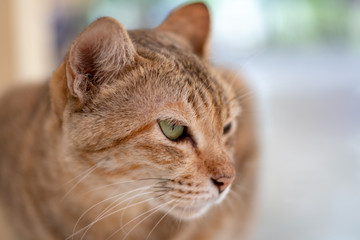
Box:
156;2;210;57
65;17;136;104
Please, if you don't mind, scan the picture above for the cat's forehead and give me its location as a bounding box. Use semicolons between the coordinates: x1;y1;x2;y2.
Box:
128;30;230;94
128;30;192;58
101;30;241;124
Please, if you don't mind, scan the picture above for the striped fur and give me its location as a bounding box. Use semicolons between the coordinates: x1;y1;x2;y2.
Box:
0;3;257;240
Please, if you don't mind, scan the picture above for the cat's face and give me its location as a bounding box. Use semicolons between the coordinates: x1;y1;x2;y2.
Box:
57;3;241;219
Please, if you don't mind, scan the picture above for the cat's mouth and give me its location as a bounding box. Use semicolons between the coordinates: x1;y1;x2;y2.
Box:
156;182;233;219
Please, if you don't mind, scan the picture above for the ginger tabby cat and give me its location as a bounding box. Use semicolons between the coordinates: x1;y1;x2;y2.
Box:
0;3;257;240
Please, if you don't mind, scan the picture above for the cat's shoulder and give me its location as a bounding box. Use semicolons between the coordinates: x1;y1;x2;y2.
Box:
0;82;49;125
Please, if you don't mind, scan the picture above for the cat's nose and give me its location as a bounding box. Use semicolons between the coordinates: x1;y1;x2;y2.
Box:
211;175;234;194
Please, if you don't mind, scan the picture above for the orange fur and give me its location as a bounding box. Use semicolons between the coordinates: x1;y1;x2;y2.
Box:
0;3;257;239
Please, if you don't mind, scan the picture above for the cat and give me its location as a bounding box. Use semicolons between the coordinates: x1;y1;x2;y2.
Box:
0;2;257;240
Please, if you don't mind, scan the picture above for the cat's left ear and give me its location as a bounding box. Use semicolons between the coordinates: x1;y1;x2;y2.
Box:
156;2;210;57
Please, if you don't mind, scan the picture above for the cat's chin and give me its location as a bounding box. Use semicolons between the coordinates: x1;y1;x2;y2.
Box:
167;202;212;220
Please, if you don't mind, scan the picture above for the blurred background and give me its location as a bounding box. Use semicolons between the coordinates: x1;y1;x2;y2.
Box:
0;0;359;239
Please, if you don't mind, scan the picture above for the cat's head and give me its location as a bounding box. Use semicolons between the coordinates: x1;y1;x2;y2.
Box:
51;2;243;219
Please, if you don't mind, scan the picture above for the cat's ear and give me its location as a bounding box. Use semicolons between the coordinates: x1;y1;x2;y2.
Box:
156;2;210;57
66;17;136;102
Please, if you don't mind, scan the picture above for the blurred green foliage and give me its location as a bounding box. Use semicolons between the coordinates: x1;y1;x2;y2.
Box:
261;0;359;48
87;0;360;49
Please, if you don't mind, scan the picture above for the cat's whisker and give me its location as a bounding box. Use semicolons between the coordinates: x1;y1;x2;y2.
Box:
153;189;170;193
62;164;98;187
96;183;166;223
230;188;243;200
117;183;167;231
184;197;194;214
152;186;173;190
139;177;172;182
107;199;175;240
177;197;189;220
238;97;254;107
153;191;170;199
176;216;183;231
76;191;161;240
224;91;254;107
223;192;235;212
69;187;153;240
227;73;241;95
89;190;154;227
81;195;161;240
71;185;156;240
81;179;153;196
227;187;246;206
234;183;249;193
173;196;189;230
115;180;171;229
62;164;100;202
144;201;180;240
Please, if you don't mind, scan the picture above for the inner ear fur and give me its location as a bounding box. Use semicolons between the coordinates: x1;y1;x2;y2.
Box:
156;2;210;57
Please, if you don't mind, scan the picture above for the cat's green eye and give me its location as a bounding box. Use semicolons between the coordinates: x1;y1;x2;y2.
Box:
159;120;185;141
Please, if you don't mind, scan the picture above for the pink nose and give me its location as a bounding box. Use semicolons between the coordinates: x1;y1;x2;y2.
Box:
211;176;234;193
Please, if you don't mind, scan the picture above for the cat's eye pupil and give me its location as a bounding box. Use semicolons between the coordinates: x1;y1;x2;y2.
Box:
223;122;232;135
159;120;186;141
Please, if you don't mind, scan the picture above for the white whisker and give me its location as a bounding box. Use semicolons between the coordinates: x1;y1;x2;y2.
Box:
144;202;179;240
77;192;158;240
62;164;99;202
94;187;157;225
82;178;167;196
232;188;244;199
107;200;174;240
70;185;155;240
82;179;144;196
63;164;98;186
